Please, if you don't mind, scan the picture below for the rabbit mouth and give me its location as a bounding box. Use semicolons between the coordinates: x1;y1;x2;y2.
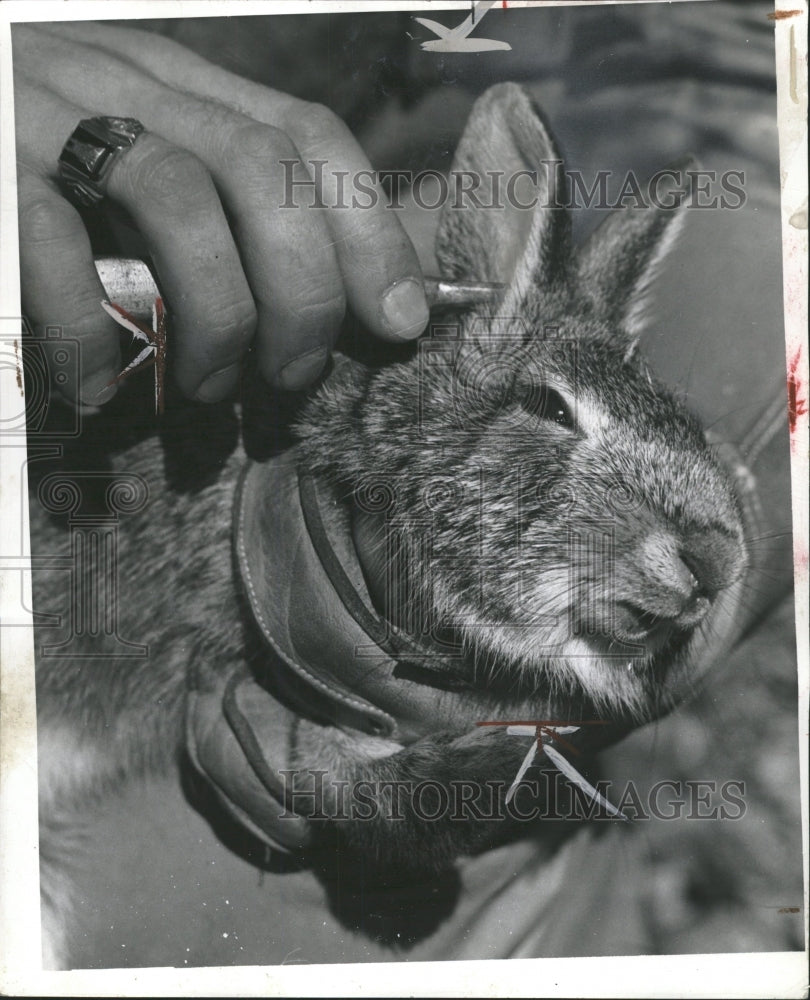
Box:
600;602;676;652
577;595;713;658
349;505;715;714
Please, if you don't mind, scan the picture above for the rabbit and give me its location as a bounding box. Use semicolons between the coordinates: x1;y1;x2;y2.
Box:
31;82;748;962
284;83;748;871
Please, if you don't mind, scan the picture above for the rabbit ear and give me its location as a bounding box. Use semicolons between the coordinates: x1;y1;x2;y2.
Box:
435;83;571;309
576;158;697;341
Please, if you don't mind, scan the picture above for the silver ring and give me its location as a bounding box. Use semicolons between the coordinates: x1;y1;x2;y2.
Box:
58;116;146;207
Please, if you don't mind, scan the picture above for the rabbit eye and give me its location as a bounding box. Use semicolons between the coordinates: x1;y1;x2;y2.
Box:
522;386;575;429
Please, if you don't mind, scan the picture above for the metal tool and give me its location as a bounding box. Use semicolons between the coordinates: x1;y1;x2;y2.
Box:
423;276;505;310
93;257;504;322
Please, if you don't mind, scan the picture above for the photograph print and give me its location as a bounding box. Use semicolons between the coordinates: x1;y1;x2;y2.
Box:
2;0;806;984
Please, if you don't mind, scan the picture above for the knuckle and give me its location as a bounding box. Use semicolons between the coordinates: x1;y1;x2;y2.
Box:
65;304;114;334
19;193;80;248
204;292;258;348
344;204;418;276
299;101;340;133
342;213;414;271
227;121;293;163
123;142;212;206
289;101;346;150
293;286;346;328
341;210;389;248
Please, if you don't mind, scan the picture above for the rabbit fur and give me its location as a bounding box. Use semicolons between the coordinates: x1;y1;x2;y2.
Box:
32;83;748;961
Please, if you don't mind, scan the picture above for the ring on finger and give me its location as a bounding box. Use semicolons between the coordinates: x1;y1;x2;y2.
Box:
58;115;146;207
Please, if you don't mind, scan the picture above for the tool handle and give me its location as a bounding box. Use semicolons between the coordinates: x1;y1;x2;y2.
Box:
93;257;504;320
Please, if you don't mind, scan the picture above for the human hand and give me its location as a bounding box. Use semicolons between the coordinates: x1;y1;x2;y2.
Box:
13;22;429;406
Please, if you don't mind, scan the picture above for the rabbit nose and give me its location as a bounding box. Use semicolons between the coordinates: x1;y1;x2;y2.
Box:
635;533;699;606
612;576;709;642
669;552;712;626
631;530;741;627
679;529;744;598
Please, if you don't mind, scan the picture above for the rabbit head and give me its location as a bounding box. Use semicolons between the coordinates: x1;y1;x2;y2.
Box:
297;83;747;723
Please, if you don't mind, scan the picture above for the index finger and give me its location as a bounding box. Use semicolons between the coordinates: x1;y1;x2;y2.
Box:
281;102;430;342
38;23;431;344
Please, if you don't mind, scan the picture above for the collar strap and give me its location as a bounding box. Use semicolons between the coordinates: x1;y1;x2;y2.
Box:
232;442;765;745
297;468;473;688
233;449;394;738
233;449;631;747
190;440;765;853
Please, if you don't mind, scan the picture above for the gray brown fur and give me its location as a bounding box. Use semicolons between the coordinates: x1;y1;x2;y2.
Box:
33;84;747;963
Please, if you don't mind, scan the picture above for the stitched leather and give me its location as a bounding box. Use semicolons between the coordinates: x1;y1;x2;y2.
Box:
183;431;774;854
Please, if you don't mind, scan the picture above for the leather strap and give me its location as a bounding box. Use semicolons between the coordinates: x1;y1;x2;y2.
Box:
185;669;312;853
297;468;475;688
233;451;396;737
230;449;641;744
185;416;785;853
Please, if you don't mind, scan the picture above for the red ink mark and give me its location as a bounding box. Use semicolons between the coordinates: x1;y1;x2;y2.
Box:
477;718;609;756
13;338;23;395
477;719;609;727
502;1;508;7
767;9;801;19
103;297;167;415
153;298;167;416
787;347;806;434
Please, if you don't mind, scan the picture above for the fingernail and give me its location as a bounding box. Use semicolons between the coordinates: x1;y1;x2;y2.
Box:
381;279;429;340
194;363;239;403
278;346;328;391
